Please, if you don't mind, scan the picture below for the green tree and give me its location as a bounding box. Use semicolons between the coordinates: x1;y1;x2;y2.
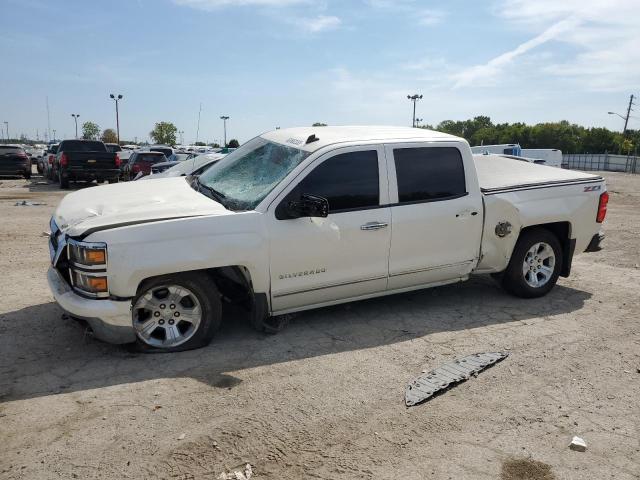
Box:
228;139;240;148
312;122;328;127
209;142;220;148
82;121;100;140
621;138;634;155
149;122;178;145
194;141;206;146
101;128;118;144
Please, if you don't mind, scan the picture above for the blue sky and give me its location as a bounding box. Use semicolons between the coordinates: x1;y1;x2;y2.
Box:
1;0;638;143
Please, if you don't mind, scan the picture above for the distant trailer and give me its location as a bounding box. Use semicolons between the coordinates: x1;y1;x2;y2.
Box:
521;149;563;168
470;144;522;156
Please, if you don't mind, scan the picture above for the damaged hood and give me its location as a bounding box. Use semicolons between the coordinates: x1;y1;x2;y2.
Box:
54;177;229;237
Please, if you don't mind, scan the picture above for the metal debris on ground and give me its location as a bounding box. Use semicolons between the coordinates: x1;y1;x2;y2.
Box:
14;200;46;206
405;352;509;407
569;436;587;452
218;463;253;480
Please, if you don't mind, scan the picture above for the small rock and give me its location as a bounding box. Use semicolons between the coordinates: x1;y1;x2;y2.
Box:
569;436;587;452
218;463;252;480
177;433;185;440
102;416;107;420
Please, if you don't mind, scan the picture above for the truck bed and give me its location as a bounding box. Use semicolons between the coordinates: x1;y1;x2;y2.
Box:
473;154;602;194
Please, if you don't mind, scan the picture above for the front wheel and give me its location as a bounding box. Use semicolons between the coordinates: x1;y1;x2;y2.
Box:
132;273;221;352
501;228;563;298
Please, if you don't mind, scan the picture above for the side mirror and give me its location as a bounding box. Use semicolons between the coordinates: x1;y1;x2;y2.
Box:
287;193;329;219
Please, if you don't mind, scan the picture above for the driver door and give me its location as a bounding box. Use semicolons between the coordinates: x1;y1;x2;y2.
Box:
267;145;391;313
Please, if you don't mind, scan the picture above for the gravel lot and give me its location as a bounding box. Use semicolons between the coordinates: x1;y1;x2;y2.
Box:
1;171;639;479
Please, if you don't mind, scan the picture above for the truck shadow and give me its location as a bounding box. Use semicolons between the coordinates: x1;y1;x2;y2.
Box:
0;276;591;403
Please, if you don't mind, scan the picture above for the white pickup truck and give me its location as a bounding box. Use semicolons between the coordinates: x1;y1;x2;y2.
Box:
47;126;608;352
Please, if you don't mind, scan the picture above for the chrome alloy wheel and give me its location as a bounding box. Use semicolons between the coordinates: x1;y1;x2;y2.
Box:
133;285;202;348
522;242;556;288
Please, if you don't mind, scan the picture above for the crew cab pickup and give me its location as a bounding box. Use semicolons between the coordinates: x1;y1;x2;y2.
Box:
53;139;120;189
47;126;607;351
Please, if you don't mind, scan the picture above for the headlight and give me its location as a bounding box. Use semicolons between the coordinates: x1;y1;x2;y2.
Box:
70;270;109;298
68;240;108;267
67;239;109;298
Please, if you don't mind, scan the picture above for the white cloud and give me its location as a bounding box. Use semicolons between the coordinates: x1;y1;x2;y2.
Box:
466;0;640;91
452;17;579;87
173;0;308;10
417;9;446;26
300;14;341;33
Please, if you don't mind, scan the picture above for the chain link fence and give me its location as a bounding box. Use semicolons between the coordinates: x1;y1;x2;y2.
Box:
563;153;639;173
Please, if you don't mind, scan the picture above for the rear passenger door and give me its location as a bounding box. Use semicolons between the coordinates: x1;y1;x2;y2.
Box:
385;143;483;290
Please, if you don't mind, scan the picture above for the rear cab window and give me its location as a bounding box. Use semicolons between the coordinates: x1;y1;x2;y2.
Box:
393;147;466;203
135;153;167;164
60;141;107;152
0;146;25;154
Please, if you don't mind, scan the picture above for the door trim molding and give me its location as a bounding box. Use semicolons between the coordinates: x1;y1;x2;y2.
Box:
272;275;387;298
390;260;474;278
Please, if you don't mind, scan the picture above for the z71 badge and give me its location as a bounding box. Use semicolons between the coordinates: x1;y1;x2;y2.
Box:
584;185;602;192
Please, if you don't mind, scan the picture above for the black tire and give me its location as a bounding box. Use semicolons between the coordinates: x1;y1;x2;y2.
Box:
132;272;221;353
24;171;31;179
108;177;118;184
59;170;69;189
501;228;563;298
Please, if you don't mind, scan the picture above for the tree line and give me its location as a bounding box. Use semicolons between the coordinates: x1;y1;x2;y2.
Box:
79;121;239;147
420;116;637;155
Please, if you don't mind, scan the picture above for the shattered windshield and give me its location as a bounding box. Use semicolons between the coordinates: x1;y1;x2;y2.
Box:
196;137;310;210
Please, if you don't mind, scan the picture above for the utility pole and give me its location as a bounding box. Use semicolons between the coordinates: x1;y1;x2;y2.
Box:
46;96;51;143
109;94;123;144
220;116;229;146
407;94;423;127
71;114;80;139
195;103;202;144
623;94;635;135
179;130;184;145
52;129;57;142
3;121;8;142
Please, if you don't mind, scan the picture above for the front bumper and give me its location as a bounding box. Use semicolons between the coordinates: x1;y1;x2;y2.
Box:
584;233;605;252
47;266;136;344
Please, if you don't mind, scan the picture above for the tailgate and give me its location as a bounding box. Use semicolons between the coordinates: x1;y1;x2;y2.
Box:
0;151;29;171
68;152;117;170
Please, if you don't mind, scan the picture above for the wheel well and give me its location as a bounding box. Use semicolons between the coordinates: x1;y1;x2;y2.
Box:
137;266;255;309
520;222;574;277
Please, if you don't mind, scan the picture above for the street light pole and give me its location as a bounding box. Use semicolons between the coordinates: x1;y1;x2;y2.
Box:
407;94;423;127
71;114;80;139
220;116;229;146
109;94;123;144
608;94;635;136
52;129;56;142
415;118;423;128
3;121;8;142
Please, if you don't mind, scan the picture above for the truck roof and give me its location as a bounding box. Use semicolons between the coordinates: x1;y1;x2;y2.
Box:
261;126;462;152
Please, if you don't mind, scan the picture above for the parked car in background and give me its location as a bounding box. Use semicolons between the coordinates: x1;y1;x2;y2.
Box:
150;153;198;174
46;126;607;351
0;145;31;178
142;152;226;179
122;151;167;180
42;144;59;180
143;144;173;158
52;140;120;189
105;143;122;153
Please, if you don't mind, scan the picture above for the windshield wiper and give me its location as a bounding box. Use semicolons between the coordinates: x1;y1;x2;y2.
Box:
190;175;227;205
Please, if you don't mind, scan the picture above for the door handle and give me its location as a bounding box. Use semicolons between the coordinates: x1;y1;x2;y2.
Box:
361;222;388;231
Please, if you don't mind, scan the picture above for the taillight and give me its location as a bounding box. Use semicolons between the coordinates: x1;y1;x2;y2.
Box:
596;191;609;223
132;164;140;173
60;153;68;167
115;154;121;167
48;154;54;164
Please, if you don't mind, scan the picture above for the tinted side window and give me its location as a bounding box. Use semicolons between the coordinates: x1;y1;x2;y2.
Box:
394;147;466;203
290;150;379;213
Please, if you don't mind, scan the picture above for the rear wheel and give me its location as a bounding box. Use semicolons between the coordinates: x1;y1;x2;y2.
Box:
132;273;221;352
58;170;69;189
108;177;118;184
24;171;31;179
501;228;562;298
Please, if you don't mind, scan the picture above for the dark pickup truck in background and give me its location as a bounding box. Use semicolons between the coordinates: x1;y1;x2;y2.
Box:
53;140;120;189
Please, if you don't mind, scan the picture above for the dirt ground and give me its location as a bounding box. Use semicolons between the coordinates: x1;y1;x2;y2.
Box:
1;171;639;480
